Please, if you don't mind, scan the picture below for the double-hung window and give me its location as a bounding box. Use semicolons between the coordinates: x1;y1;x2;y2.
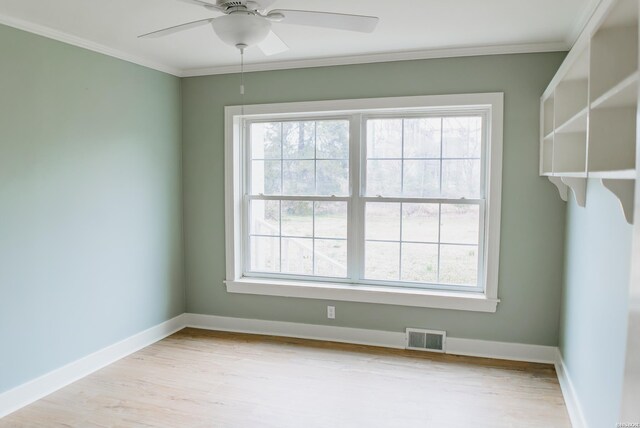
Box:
225;94;503;312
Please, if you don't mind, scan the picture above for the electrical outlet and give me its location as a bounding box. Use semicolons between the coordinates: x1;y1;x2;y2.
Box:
327;305;335;319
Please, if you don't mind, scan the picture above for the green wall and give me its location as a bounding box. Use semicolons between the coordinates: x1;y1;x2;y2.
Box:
182;52;567;345
559;180;632;427
0;25;184;393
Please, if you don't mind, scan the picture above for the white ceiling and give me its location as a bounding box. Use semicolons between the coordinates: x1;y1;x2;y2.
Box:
0;0;599;76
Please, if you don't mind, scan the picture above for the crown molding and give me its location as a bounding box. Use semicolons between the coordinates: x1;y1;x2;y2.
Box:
181;41;569;77
0;11;570;79
0;14;182;77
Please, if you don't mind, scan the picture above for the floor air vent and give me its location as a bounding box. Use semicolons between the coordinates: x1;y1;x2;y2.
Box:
406;328;446;353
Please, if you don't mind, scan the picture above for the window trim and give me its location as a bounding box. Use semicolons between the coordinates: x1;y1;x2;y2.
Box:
224;93;503;312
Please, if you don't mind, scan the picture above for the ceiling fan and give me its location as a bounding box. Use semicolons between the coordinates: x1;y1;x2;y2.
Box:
139;0;379;55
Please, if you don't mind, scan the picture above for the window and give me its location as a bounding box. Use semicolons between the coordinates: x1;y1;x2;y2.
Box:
225;94;503;312
247;119;350;278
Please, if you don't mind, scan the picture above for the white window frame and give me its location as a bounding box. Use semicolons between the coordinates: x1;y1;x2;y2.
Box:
224;93;503;312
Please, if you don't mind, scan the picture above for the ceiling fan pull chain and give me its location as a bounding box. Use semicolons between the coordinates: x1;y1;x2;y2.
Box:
238;43;247;96
238;43;246;154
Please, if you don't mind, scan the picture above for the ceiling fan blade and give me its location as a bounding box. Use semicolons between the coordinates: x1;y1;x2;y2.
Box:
138;18;215;38
272;9;379;33
176;0;223;11
258;30;289;55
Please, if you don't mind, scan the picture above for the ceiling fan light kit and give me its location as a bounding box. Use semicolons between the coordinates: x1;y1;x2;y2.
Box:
211;13;272;48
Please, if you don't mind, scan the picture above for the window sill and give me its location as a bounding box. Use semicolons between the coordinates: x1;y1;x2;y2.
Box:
225;278;500;312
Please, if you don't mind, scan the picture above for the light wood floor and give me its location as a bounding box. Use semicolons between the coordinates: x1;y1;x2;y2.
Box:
1;328;570;427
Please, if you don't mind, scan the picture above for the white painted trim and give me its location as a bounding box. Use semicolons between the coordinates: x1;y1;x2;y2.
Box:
225;279;499;312
182;42;569;77
0;314;186;419
0;14;181;77
485;93;504;303
224;93;503;311
446;337;557;364
184;313;557;363
184;313;406;349
555;349;588;428
225;92;504;116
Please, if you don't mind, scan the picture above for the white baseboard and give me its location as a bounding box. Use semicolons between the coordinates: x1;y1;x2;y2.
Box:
555;349;588;428
183;313;557;364
447;337;557;364
0;312;563;420
0;314;185;419
183;313;407;349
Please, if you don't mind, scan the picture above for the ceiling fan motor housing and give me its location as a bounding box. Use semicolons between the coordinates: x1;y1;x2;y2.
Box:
212;13;272;48
216;0;248;8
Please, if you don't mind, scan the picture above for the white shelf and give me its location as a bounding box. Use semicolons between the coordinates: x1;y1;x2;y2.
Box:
555;107;588;134
554;172;588;178
541;134;553;175
588;107;636;172
600;0;639;29
590;21;638;102
563;48;589;81
591;72;639;110
589;169;636;179
554;132;587;173
543;96;555;137
539;0;638;224
555;79;589;126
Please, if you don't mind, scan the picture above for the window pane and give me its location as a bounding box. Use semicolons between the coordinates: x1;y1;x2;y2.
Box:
281;201;312;237
366;159;401;196
315;202;347;239
250;200;280;236
401;243;438;283
367;119;402;158
403;118;441;158
440;204;480;244
251;160;281;195
250;236;280;272
365;203;400;241
439;245;478;285
283;121;314;159
365;241;400;280
281;237;313;274
316;120;349;159
441;159;481;198
245;112;487;288
316;160;349;196
403;160;440;197
283;160;314;195
442;116;482;159
402;203;439;243
315;239;347;277
251;122;281;159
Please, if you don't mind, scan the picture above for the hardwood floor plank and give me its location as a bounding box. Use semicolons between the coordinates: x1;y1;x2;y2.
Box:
1;328;571;427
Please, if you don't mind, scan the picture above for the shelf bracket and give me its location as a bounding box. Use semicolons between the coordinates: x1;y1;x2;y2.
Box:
548;177;569;201
560;177;587;207
601;179;635;224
